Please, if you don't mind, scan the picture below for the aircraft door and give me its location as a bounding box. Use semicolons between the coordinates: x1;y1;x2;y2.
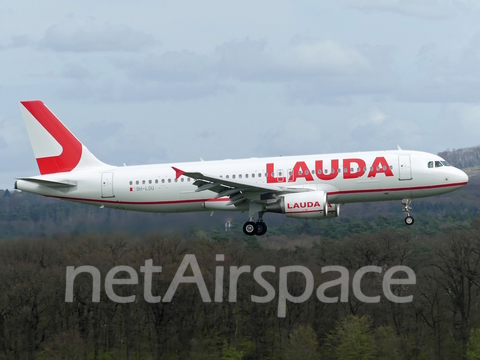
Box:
398;155;412;180
101;172;115;198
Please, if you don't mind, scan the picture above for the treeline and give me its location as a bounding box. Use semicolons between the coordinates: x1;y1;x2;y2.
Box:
438;146;480;169
2;224;480;359
1;175;478;240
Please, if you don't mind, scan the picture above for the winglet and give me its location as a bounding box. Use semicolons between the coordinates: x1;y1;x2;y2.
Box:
172;167;186;179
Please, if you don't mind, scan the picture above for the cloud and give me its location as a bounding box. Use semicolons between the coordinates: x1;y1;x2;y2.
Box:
112;51;230;101
0;115;36;172
0;35;34;50
346;0;477;19
39;21;157;53
216;37;371;82
396;34;480;103
254;117;323;157
76;120;168;166
49;35;396;104
434;104;480;149
61;63;94;80
347;109;426;151
216;37;396;104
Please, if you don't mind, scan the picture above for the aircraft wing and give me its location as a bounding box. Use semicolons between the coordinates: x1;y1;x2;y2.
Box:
172;166;309;206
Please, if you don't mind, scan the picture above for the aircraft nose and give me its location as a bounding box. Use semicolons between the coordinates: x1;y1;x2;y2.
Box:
456;168;469;185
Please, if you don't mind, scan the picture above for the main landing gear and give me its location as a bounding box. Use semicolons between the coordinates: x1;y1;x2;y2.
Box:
243;206;268;236
402;198;414;226
243;219;268;236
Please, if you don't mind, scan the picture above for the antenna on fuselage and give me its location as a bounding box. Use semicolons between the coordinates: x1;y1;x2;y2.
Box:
397;145;403;150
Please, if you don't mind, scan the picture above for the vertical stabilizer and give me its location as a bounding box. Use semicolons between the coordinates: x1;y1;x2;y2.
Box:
20;100;109;174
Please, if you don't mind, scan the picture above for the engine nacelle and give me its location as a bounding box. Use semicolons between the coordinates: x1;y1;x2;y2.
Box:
266;191;340;220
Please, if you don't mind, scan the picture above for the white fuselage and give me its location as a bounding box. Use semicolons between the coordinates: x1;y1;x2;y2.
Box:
16;150;469;214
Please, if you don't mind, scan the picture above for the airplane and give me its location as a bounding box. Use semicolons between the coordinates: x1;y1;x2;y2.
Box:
14;100;469;236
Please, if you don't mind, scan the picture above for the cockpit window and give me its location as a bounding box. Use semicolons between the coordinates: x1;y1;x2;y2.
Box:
435;161;443;168
428;161;433;168
441;161;451;166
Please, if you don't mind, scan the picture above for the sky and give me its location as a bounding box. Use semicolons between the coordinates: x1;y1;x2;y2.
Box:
1;0;480;189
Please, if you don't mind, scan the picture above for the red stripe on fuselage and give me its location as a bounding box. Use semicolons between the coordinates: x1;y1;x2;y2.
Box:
328;181;467;196
42;181;466;208
45;196;230;206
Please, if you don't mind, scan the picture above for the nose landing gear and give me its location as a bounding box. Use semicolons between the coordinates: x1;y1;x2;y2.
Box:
402;199;414;226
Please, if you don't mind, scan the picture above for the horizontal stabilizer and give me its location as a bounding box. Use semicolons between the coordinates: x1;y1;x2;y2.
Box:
16;177;77;188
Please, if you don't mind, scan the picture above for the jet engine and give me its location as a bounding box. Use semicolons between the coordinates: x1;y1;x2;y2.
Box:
266;191;340;220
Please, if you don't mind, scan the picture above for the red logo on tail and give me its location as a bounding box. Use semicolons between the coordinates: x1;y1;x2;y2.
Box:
21;101;82;174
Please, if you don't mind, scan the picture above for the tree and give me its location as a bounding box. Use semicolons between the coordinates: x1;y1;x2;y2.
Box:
325;315;375;360
284;325;320;360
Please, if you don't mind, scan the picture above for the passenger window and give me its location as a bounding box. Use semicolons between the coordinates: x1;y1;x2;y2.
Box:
142;180;145;185
181;178;184;182
318;169;322;174
252;174;255;178
245;174;248;178
239;174;242;179
149;180;152;184
136;180;139;185
162;179;165;183
155;179;158;184
175;179;178;182
305;170;309;175
232;175;236;179
298;169;303;175
168;179;171;183
129;181;132;185
187;178;190;182
226;175;229;178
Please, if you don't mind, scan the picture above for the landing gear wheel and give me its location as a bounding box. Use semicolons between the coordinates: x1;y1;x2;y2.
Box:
243;221;257;236
255;222;267;236
405;216;414;226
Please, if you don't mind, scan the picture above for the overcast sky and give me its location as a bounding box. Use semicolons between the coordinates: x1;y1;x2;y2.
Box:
1;0;480;189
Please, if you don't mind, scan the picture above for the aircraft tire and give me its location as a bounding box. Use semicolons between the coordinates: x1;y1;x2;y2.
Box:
255;222;267;236
405;216;414;226
243;221;257;236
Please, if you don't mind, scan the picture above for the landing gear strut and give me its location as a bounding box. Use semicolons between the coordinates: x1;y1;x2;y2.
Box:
402;198;414;226
243;207;268;236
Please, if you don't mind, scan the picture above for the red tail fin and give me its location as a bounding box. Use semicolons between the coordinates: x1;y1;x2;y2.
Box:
20;101;107;174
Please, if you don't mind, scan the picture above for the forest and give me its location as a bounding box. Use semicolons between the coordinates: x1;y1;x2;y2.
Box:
0;155;479;359
1;224;480;359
